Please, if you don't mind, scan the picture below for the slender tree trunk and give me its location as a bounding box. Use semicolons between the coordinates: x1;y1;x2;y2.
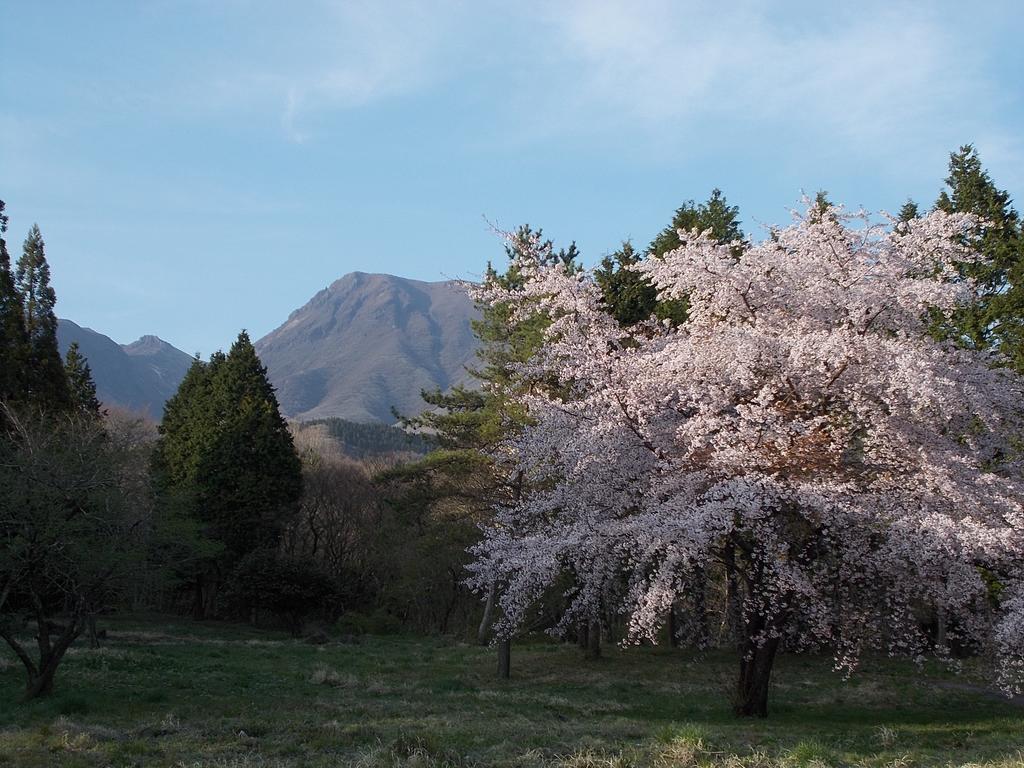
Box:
935;605;947;651
693;566;709;648
87;615;99;649
497;639;511;679
668;603;680;648
735;636;779;717
586;617;601;659
477;581;498;646
724;546;744;651
192;575;205;620
602;606;615;644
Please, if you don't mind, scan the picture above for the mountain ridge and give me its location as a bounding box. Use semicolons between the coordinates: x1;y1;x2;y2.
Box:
57;272;480;424
57;319;194;419
255;272;479;423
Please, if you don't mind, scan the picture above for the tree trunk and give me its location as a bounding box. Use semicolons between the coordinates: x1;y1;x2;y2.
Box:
724;546;744;651
734;636;779;717
693;567;710;648
24;660;58;699
20;617;82;701
192;575;206;620
935;605;947;651
497;639;511;679
668;603;680;648
87;615;99;649
586;617;601;659
477;581;498;646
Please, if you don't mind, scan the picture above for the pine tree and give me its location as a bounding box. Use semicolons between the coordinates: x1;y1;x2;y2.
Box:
934;145;1024;370
153;333;303;617
596;189;743;326
15;225;69;408
63;342;102;417
199;331;303;559
898;199;920;223
649;188;744;257
389;226;581;647
0;201;29;403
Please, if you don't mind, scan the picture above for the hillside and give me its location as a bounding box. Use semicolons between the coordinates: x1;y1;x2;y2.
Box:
56;319;193;419
256;272;479;423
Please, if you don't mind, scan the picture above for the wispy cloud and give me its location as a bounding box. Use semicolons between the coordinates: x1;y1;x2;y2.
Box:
532;1;1002;149
275;1;456;142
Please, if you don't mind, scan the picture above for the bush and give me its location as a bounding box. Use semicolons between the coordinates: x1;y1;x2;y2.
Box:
225;550;339;635
335;609;403;636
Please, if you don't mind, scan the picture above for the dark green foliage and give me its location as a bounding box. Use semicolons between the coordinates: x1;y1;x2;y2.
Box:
898;199;920;223
808;190;833;223
0;200;28;402
934;145;1024;371
596;189;743;326
384;227;581;639
225;550;338;635
400;226;579;466
0;407;149;698
302;417;434;457
649;188;744;257
63;342;102;417
15;225;70;409
153;332;303;614
594;241;658;327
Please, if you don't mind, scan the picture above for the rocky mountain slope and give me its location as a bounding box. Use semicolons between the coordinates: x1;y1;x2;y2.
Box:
255;272;479;423
56;320;193;419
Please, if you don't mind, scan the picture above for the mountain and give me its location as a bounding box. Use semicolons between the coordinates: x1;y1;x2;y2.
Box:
57;320;193;419
256;272;479;422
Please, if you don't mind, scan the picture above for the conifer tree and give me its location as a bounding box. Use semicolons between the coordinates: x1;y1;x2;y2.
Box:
153;334;302;617
0;200;28;402
63;342;102;417
390;227;580;648
200;331;302;559
898;199;920;223
934;145;1024;371
596;189;743;326
15;225;69;408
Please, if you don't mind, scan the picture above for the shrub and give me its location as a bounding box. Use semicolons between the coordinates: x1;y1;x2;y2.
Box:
225;549;339;635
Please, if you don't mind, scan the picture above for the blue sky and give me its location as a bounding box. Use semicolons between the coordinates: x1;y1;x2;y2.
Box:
2;1;1022;356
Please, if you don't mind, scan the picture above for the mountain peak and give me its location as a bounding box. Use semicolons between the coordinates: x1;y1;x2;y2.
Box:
123;334;174;355
57;321;192;419
256;272;479;423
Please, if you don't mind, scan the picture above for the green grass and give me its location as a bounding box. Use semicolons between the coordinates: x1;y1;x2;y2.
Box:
0;615;1021;767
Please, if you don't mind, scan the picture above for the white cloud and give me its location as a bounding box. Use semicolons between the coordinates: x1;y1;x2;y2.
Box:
267;1;461;142
533;1;997;146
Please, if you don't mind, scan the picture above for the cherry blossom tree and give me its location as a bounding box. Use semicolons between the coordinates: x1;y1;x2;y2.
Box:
468;203;1024;717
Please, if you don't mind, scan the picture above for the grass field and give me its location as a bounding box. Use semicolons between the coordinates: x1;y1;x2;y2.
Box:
0;615;1021;767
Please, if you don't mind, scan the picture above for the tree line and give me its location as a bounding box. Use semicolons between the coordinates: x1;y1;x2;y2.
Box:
2;144;1022;718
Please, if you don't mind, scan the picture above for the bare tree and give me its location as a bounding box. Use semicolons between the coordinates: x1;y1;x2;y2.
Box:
0;404;148;699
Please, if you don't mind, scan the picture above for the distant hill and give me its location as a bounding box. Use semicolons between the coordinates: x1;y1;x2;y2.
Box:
56;319;193;419
256;272;479;423
294;417;435;459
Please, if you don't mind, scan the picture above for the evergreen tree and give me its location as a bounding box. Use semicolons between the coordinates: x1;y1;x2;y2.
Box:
153;333;303;617
596;189;743;326
934;145;1024;370
649;188;744;257
389;226;581;646
898;199;920;223
15;225;69;408
0;200;28;402
63;342;102;417
199;331;303;559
